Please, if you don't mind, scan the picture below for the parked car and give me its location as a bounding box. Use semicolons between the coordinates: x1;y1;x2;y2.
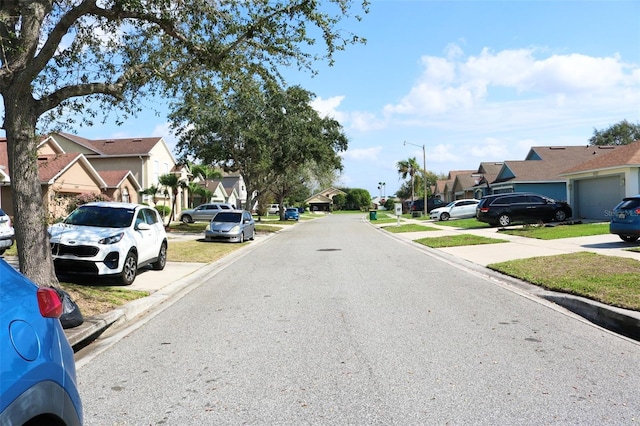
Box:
0;257;83;425
429;199;480;221
49;202;168;285
205;210;255;243
179;203;233;223
284;207;300;221
476;192;572;227
267;204;280;215
0;208;15;255
609;194;640;242
410;197;446;214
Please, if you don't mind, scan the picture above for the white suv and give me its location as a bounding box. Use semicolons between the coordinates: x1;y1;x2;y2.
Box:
0;208;15;255
48;202;168;285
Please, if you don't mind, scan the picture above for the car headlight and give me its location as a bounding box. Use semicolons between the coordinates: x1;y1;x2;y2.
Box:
99;232;125;245
230;225;240;233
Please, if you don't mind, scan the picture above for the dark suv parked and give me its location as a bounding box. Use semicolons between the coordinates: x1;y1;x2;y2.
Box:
476;192;572;227
410;197;446;214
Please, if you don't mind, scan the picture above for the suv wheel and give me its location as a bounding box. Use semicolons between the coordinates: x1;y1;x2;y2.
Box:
554;209;567;222
152;242;167;270
498;213;511;227
181;215;192;224
119;251;138;285
440;212;450;221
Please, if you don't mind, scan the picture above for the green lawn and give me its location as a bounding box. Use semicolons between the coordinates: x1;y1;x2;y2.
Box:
381;224;439;233
414;234;507;248
498;222;609;239
432;218;492;229
488;252;640;311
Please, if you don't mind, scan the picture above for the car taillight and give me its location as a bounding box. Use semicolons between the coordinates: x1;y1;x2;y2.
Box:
479;207;489;213
37;287;63;318
635;208;640;215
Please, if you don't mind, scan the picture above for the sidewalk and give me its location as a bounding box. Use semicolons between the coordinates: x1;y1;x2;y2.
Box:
371;216;640;341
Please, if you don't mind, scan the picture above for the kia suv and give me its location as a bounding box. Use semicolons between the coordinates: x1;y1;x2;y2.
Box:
49;202;168;285
0;208;14;255
476;192;572;227
0;257;83;425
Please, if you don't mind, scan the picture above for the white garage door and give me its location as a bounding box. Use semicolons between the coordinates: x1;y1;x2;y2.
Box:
575;175;623;220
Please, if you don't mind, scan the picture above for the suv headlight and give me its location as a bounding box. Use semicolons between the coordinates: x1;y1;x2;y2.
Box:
99;232;125;245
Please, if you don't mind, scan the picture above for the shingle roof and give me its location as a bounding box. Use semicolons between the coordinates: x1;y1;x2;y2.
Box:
37;153;84;182
99;170;140;189
59;132;163;156
561;141;640;174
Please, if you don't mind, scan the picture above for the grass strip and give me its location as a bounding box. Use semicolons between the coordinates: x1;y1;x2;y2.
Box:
414;234;507;248
499;223;610;240
382;224;439;233
488;252;640;311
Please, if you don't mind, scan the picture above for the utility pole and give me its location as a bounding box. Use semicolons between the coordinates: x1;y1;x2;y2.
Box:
404;141;427;216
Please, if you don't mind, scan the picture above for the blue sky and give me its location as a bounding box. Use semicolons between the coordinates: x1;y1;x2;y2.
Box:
68;0;640;198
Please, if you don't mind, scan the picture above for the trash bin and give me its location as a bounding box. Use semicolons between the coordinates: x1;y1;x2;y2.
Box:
369;210;377;221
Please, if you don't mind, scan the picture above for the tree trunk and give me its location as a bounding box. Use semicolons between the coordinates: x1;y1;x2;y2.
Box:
4;90;59;287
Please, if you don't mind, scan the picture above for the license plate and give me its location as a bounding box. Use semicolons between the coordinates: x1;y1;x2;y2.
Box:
618;212;626;219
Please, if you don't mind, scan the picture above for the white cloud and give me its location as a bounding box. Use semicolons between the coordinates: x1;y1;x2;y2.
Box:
342;146;382;162
310;95;346;121
383;45;639;124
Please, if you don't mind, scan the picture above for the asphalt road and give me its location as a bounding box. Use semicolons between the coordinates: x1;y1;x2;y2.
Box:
77;214;640;425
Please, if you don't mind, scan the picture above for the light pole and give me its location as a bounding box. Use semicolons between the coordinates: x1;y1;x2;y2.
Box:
378;181;386;199
404;141;427;217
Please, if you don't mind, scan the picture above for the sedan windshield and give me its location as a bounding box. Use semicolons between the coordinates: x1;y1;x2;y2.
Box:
212;212;241;223
64;206;135;228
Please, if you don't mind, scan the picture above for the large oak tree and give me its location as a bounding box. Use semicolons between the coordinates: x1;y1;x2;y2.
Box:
0;0;366;285
170;77;348;218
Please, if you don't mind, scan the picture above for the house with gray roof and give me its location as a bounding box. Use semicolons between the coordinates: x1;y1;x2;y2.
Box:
561;141;640;220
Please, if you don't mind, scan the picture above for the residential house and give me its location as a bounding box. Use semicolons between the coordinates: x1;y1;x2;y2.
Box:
0;137;110;218
48;132;188;213
478;145;620;203
305;187;346;211
469;162;503;199
561;141;640;220
437;170;475;203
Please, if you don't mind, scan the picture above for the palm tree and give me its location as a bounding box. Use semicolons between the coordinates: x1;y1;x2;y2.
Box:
158;173;187;226
396;157;420;204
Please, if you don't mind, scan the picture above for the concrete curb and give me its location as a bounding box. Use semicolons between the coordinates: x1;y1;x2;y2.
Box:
370;215;640;343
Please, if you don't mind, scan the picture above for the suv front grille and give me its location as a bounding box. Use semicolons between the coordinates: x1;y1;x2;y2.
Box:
51;243;99;257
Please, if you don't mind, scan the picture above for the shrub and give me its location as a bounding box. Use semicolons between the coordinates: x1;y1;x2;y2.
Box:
66;192;112;214
155;205;171;217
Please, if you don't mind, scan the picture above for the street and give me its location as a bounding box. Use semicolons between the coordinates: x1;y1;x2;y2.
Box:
77;214;640;425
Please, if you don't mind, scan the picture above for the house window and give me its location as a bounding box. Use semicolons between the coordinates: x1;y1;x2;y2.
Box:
154;160;159;184
122;187;130;203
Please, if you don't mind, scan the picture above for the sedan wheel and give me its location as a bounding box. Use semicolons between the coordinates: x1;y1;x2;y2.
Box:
119;251;138;285
181;215;192;224
440;212;450;221
620;235;640;243
239;232;244;243
554;209;567;222
498;214;511;227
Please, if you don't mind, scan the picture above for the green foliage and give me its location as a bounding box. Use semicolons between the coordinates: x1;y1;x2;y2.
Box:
343;188;371;210
383;198;396;210
589;119;640;146
66;192;112;214
332;193;347;210
155;205;171;218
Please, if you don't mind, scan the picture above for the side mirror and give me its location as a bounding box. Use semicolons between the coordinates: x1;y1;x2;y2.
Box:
137;222;151;231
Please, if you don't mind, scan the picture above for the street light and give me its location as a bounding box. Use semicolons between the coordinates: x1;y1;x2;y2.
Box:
404;141;427;217
378;181;386;198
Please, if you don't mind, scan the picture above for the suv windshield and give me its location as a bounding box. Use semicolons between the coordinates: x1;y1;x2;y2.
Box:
64;205;135;228
212;212;241;223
